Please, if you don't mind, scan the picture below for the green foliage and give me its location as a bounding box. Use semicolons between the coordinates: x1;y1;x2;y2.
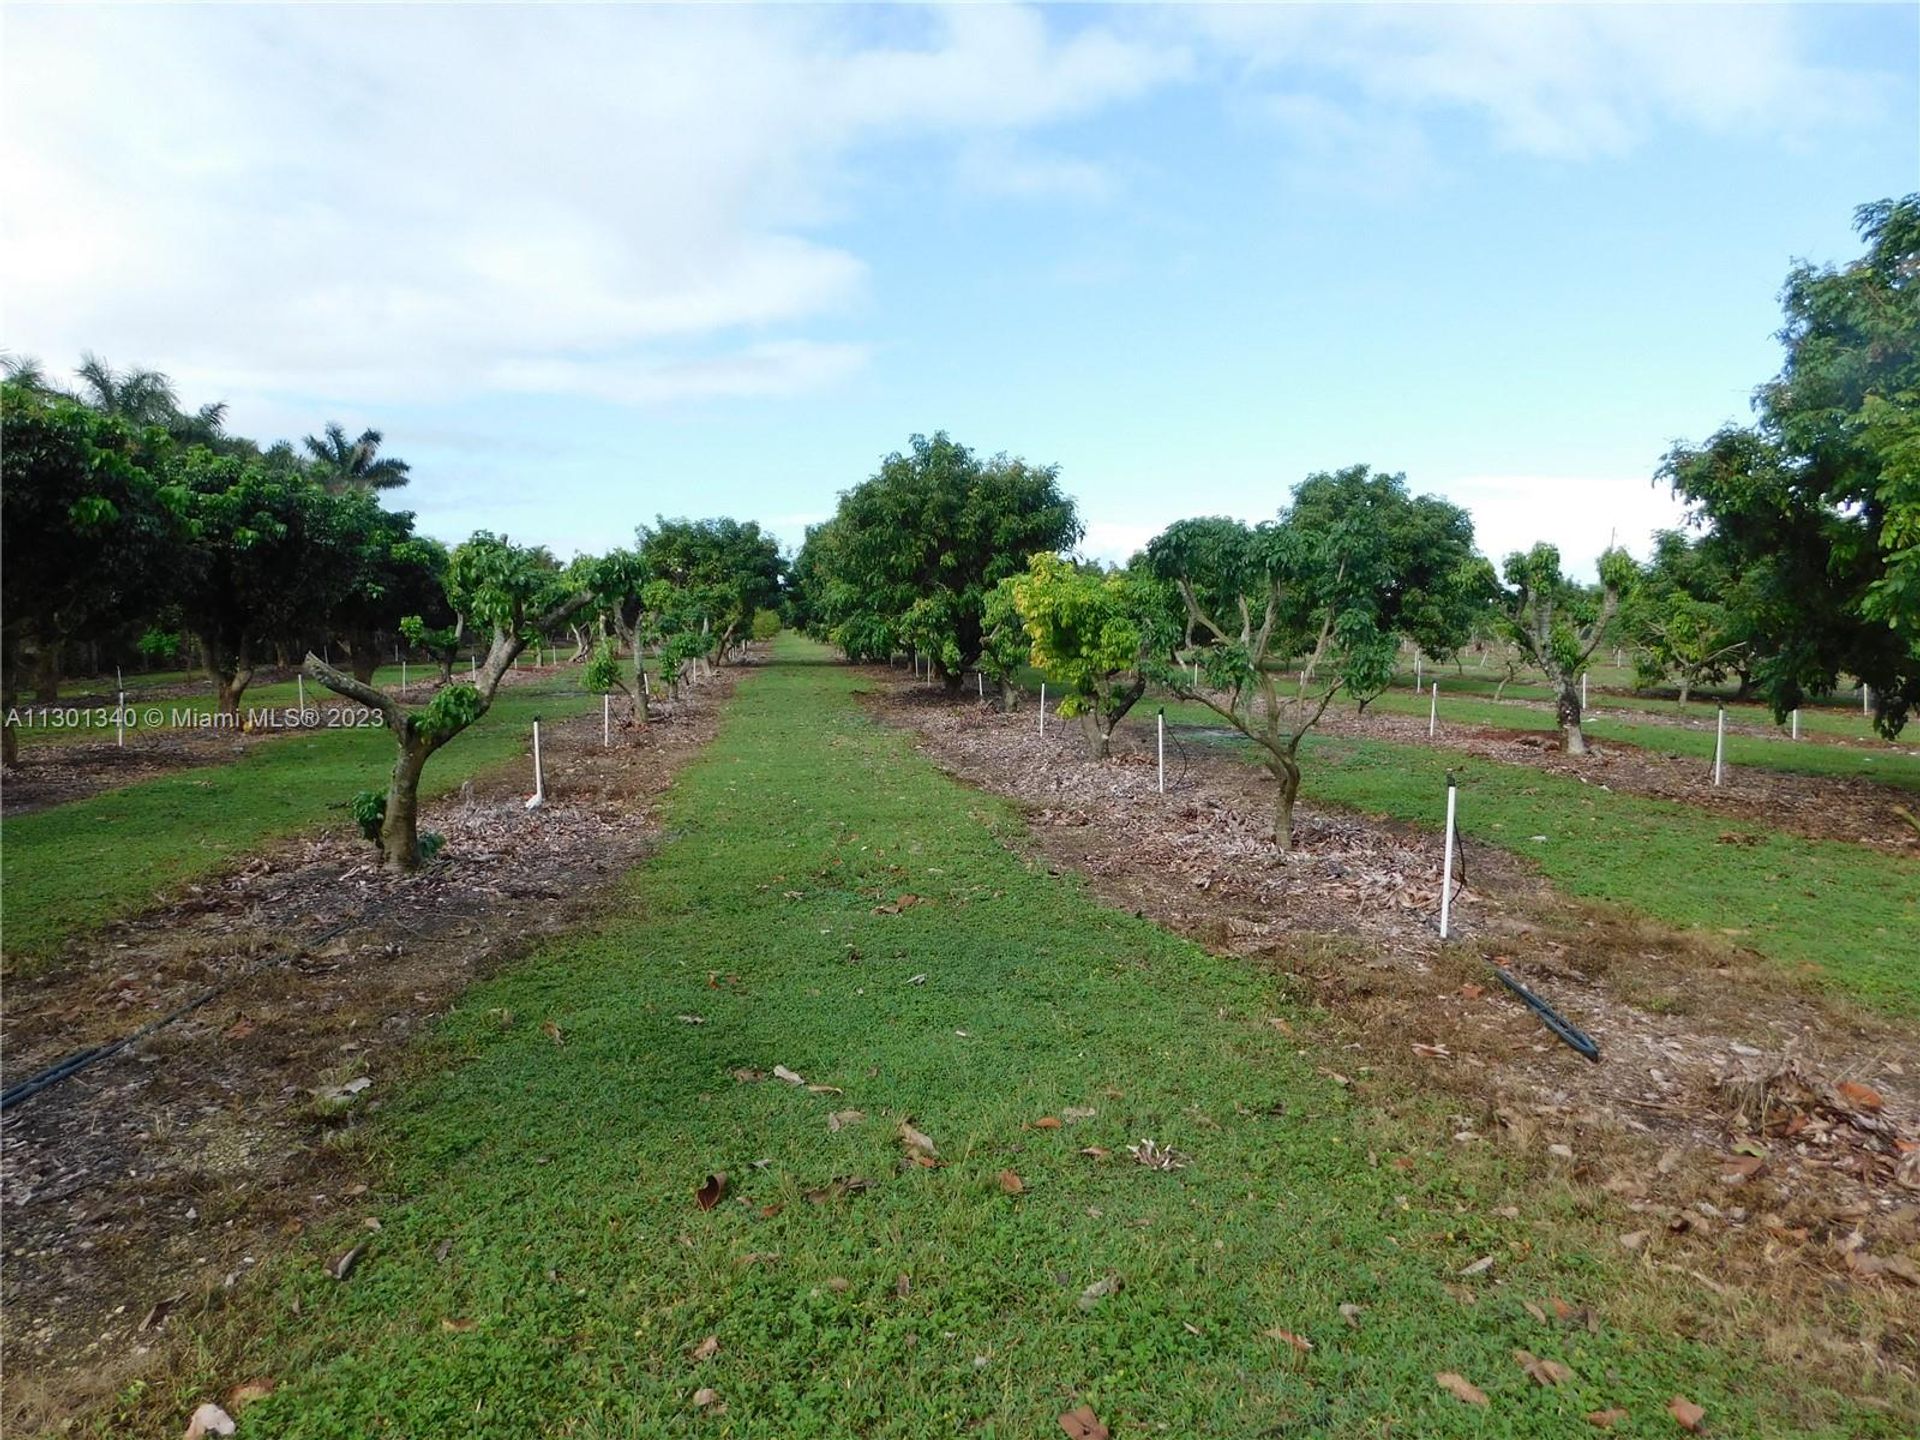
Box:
977;576;1030;688
638;516;783;654
416;830;447;864
445;531;570;638
1010;554;1170;737
136;627;183;664
1664;194;1920;735
1622;531;1751;700
1499;543;1634;695
348;789;386;845
583;638;626;696
0;382;187;701
416;682;483;744
801;432;1080;677
750;607;782;642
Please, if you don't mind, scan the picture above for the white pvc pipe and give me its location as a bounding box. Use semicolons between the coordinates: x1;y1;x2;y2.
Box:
977;671;984;700
1439;778;1458;940
1039;683;1047;739
1713;706;1726;786
1791;708;1800;740
1581;671;1589;709
116;689;125;747
401;659;407;691
1864;683;1871;715
526;718;545;809
1428;682;1438;738
1157;709;1165;793
297;674;307;717
1414;654;1422;689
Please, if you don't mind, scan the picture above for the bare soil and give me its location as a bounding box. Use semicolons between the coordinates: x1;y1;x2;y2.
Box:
869;675;1920;1393
0;669;739;1427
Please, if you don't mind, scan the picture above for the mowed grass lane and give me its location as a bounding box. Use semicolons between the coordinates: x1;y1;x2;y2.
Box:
176;639;1897;1439
2;682;591;965
1142;702;1920;1016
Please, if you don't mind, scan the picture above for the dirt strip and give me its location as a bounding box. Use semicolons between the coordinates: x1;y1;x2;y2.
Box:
869;675;1920;1387
0;666;741;1426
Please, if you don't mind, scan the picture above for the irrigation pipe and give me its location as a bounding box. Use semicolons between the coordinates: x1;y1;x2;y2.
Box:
1;882;431;1115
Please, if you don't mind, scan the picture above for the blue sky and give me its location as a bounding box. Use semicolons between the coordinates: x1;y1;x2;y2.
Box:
6;3;1916;577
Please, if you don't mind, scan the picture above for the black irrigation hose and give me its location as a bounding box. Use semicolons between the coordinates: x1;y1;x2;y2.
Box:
0;880;427;1115
1490;964;1603;1063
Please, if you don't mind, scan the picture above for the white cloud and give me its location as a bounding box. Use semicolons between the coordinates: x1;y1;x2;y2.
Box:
1;5;1183;426
1435;473;1692;580
1188;3;1876;161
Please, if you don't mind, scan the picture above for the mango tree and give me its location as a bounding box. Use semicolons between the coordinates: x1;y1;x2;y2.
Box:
976;577;1028;711
801;432;1080;686
171;449;361;716
1010;554;1174;757
306;532;593;869
1499;543;1636;753
0;381;184;757
1144;467;1482;848
637;516;782;664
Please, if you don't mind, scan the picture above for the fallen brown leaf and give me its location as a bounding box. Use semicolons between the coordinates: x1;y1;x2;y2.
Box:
897;1120;938;1156
1263;1326;1313;1353
695;1173;729;1211
1668;1395;1706;1432
1837;1080;1884;1112
1057;1405;1110;1440
224;1380;275;1413
1079;1145;1111;1160
328;1244;365;1281
772;1064;805;1085
440;1317;476;1333
692;1386;721;1409
1515;1349;1572;1386
828;1109;865;1132
541;1019;564;1046
1032;1116;1063;1129
691;1334;719;1362
998;1169;1025;1195
1436;1372;1489;1406
1586;1408;1629;1429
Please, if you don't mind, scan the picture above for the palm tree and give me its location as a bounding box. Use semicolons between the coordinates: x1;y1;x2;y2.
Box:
71;353;230;443
302;422;411;492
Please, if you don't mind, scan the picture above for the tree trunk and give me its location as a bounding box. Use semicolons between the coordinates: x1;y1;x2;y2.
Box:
1557;683;1588;755
345;630;378;684
382;738;432;871
1676;678;1692;709
1082;711;1112;759
2;640;19;767
1268;758;1301;851
33;643;59;703
999;677;1018;713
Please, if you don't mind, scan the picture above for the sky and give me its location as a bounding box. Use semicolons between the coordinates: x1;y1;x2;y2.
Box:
5;3;1916;579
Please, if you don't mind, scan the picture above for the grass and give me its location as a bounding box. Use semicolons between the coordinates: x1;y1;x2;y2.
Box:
1140;703;1920;1015
10;658;582;750
1;680;593;965
1358;688;1920;790
122;637;1905;1438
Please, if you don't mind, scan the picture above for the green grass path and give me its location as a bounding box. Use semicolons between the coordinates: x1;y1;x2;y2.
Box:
176;639;1896;1438
2;682;591;963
